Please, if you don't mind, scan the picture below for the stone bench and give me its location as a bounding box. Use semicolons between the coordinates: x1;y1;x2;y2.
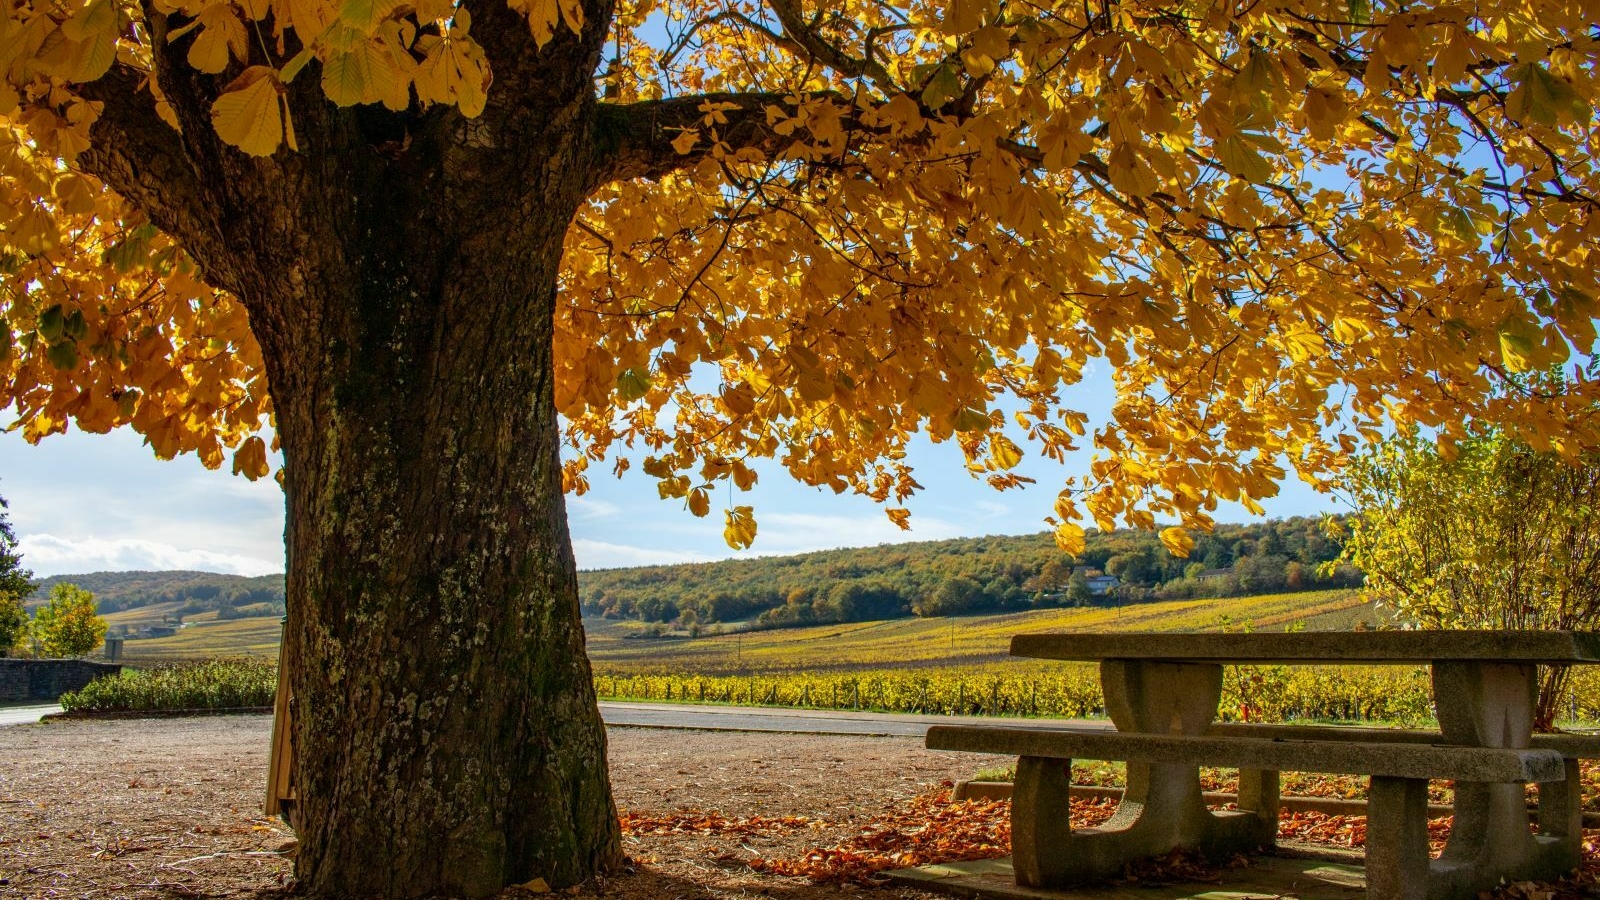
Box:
1208;723;1600;840
926;724;1566;900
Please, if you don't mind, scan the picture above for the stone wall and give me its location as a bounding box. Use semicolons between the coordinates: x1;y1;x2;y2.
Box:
0;659;123;703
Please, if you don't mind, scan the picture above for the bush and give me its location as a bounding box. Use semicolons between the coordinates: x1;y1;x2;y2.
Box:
60;658;277;713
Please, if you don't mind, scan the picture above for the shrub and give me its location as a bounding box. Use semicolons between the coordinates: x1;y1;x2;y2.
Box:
60;658;277;713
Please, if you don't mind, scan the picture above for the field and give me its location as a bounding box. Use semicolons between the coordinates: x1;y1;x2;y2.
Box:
586;589;1381;675
115;588;1376;669
90;587;1600;725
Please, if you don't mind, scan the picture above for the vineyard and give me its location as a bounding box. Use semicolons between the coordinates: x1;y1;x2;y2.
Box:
594;662;1600;726
586;588;1383;675
95;584;1600;727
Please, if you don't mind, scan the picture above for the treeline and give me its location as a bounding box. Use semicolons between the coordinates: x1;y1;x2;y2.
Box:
28;570;286;617
579;517;1362;629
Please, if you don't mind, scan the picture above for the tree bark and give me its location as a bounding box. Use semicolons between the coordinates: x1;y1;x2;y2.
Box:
81;54;624;895
255;126;621;895
68;0;806;891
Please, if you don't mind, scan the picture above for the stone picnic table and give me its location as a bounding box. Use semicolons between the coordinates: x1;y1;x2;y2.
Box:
913;630;1600;900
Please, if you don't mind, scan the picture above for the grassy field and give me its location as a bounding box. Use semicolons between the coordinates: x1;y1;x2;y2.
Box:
116;588;1375;670
118;615;285;663
586;589;1378;675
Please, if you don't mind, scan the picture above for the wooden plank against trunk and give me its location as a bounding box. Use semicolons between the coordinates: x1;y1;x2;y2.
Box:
265;619;294;818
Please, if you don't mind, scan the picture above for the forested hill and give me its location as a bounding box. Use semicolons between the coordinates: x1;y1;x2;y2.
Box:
31;517;1360;628
28;570;286;614
581;517;1361;628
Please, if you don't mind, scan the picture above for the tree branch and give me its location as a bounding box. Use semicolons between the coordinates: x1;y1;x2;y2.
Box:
588;91;824;192
73;61;238;293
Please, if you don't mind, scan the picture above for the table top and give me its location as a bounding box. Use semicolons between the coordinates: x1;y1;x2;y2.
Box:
1009;630;1600;664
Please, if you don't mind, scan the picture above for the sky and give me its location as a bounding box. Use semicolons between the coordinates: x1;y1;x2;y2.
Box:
0;364;1347;578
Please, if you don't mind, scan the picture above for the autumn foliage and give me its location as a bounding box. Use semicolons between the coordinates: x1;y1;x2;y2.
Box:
1;0;1597;548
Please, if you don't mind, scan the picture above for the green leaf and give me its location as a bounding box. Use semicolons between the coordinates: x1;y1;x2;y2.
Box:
1507;63;1588;128
954;406;991;433
1438;207;1477;244
615;368;651;403
37;304;65;342
1215;134;1273;183
280;47;316;84
63;309;88;341
45;340;79;371
921;64;963;111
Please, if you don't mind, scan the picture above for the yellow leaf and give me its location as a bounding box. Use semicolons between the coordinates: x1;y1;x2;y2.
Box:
519;878;550;894
211;66;286;156
687;487;710;518
939;0;991;34
670;128;699;155
723;506;757;550
232;435;270;480
989;435;1022;470
1159;526;1196;558
1053;521;1086;556
887;508;911;531
185;6;249;75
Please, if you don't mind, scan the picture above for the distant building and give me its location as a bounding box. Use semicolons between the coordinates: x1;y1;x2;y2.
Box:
1085;574;1120;596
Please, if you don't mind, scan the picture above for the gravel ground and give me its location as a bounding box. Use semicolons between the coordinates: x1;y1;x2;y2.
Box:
0;714;1001;900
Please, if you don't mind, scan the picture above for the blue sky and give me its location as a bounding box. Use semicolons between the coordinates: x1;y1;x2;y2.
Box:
0;363;1346;578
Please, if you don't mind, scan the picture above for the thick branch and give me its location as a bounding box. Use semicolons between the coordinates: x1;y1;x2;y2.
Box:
766;0;894;85
589;92;817;192
74;62;237;292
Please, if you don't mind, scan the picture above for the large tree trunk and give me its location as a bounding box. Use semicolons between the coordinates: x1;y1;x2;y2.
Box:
253;120;621;897
74;5;631;894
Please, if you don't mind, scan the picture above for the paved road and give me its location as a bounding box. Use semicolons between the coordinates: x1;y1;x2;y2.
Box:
0;699;1107;735
597;701;1106;736
0;704;62;727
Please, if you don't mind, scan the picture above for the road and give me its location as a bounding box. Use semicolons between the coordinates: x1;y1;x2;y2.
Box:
0;700;1106;734
0;704;62;726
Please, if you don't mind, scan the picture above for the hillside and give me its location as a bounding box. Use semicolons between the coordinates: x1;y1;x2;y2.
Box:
31;517;1362;635
580;517;1360;628
113;586;1382;667
29;570;286;617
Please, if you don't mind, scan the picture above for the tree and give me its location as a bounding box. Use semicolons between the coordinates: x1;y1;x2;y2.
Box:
1339;430;1600;729
1;1;1597;896
30;583;109;657
0;495;32;656
1066;571;1094;606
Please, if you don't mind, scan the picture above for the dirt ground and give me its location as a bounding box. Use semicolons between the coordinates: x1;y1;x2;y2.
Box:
0;714;1005;900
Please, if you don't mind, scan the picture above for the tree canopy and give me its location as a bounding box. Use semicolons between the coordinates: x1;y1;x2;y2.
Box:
2;0;1597;548
2;0;1598;895
1338;426;1600;727
29;582;109;657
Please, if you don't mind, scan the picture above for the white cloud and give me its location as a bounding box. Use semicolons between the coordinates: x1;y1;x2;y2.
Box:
567;496;621;520
18;534;282;578
971;500;1010;519
754;511;967;555
572;539;715;570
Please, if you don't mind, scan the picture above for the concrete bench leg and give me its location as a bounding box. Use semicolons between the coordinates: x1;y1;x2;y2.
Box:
1365;776;1430;900
1537;758;1584;868
1006;661;1273;889
1433;662;1571;893
1236;768;1280;843
1012;755;1074;887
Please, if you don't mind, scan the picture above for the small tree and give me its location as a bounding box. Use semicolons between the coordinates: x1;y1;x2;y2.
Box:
1066;572;1095;606
1339;431;1600;729
0;495;33;656
30;584;109;658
